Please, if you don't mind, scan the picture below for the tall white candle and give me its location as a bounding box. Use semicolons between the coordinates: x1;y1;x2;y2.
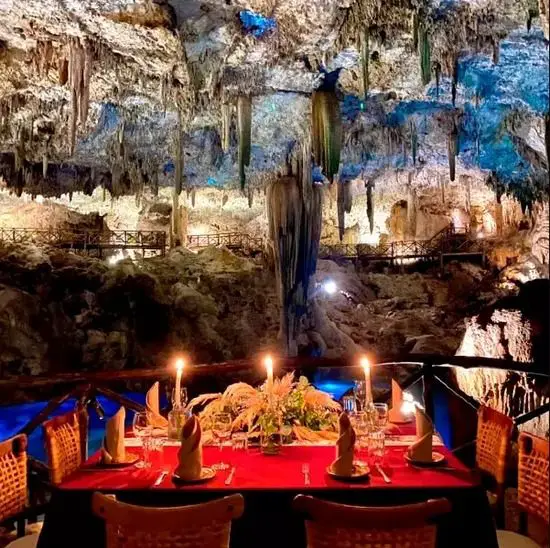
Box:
175;358;184;407
264;355;274;395
360;356;373;407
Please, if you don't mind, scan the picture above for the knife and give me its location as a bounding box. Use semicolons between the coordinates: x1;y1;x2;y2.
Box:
225;466;236;486
153;470;167;486
376;464;391;484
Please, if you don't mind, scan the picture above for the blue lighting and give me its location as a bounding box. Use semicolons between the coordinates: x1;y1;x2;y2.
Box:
239;10;276;38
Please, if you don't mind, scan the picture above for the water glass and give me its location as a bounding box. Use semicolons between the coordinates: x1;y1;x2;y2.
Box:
353;381;366;411
374;403;389;429
367;429;385;466
342;394;357;414
232;432;248;452
147;436;165;469
212;413;232;470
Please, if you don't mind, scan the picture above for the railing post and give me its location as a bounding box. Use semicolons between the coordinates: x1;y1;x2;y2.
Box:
422;362;435;423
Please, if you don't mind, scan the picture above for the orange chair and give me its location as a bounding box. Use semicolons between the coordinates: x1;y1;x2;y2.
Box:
0;434;39;548
497;432;549;548
293;495;451;548
92;492;244;548
476;405;514;520
43;409;88;485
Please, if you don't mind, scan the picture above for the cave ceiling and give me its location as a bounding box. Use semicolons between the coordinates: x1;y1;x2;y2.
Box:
0;0;548;200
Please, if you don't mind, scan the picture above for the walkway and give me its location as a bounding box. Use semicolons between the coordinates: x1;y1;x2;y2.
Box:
0;228;167;257
186;232;263;253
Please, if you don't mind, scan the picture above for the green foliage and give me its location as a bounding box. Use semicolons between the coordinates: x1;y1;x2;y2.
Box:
237;96;252;190
312;91;342;182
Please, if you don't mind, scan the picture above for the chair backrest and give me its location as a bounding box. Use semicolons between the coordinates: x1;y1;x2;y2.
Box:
92;492;244;548
43;409;88;485
293;495;451;548
518;432;549;525
0;434;28;523
476;405;514;486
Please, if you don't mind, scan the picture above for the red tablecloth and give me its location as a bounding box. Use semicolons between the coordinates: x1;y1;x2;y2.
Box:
38;432;498;548
61;443;478;492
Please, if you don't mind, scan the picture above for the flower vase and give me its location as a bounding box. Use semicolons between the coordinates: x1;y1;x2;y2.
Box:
259;409;282;455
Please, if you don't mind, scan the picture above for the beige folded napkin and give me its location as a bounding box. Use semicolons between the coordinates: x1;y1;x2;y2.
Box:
101;407;126;464
330;413;356;476
175;415;203;481
388;379;408;423
146;382;168;429
407;406;433;463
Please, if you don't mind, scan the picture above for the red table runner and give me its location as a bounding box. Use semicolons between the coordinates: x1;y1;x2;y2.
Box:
61;443;478;492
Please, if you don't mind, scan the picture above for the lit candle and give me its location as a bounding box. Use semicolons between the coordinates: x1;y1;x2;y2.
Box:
264;355;274;395
360;356;373;407
175;358;184;407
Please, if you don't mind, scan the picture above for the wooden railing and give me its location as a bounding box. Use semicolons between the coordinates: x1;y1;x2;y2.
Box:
186;232;263;252
0;228;167;257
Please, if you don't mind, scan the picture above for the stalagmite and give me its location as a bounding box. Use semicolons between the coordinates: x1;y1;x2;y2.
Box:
312;91;341;182
237;96;252;191
366;181;374;234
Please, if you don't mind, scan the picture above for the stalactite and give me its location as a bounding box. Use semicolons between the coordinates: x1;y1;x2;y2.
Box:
492;38;500;65
360;29;369;101
174;110;183;195
451;56;459;107
237;96;252;191
42;152;48;179
312;91;342;182
222;193;228;207
67;38;93;155
191;188;196;208
406;172;416;239
412;11;419;51
247;185;254;208
432;61;441;99
221;103;232;153
418;22;431;86
267;175;322;355
410;120;418;165
366;181;374;234
447;121;458;181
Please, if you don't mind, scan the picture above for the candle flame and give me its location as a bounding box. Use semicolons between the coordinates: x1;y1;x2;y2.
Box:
175;358;184;372
263;355;273;373
359;355;370;372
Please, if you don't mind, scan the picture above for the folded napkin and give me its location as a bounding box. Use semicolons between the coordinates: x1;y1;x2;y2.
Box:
175;415;203;481
101;407;126;464
146;382;168;429
388;379;408;423
407;406;433;463
331;413;356;476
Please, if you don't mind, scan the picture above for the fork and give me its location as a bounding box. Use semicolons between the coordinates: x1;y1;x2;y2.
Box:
302;463;310;485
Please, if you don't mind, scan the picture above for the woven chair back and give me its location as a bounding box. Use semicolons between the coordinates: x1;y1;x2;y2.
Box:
92;493;244;548
518;432;549;525
43;409;88;485
476;405;514;486
293;495;451;548
0;434;28;523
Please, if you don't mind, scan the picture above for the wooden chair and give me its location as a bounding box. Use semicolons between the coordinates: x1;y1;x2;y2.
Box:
0;434;39;548
497;433;549;548
476;405;514;521
293;495;451;548
43;409;88;485
92;492;244;548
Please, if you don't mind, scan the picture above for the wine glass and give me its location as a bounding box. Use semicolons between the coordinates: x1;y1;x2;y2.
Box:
212;413;232;471
354;381;366;411
133;411;152;468
350;412;369;466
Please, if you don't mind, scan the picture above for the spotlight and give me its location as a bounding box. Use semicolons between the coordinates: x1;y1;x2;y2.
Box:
323;279;337;295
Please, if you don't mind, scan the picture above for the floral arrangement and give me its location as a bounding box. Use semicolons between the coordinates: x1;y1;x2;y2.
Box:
188;373;341;443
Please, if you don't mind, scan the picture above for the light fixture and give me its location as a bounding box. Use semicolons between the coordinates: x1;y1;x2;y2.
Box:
323;279;337;295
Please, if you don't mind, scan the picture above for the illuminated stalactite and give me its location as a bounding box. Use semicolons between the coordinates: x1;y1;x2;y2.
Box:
360;29;369;101
447;121;458;182
221;103;232;153
412;11;419;51
418;21;431;86
312;91;341;183
451;56;459;107
237;96;252;191
406;173;416;239
366;181;374;234
410;120;418;166
171;109;185;247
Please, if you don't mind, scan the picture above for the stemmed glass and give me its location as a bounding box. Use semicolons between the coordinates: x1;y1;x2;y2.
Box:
133;411;153;468
374;403;388;430
212;413;232;471
353;381;366;411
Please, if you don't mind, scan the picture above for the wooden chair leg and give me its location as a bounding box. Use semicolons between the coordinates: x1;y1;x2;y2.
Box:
16;518;26;538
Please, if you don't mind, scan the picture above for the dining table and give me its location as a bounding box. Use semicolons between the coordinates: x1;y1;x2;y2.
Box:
37;425;498;548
